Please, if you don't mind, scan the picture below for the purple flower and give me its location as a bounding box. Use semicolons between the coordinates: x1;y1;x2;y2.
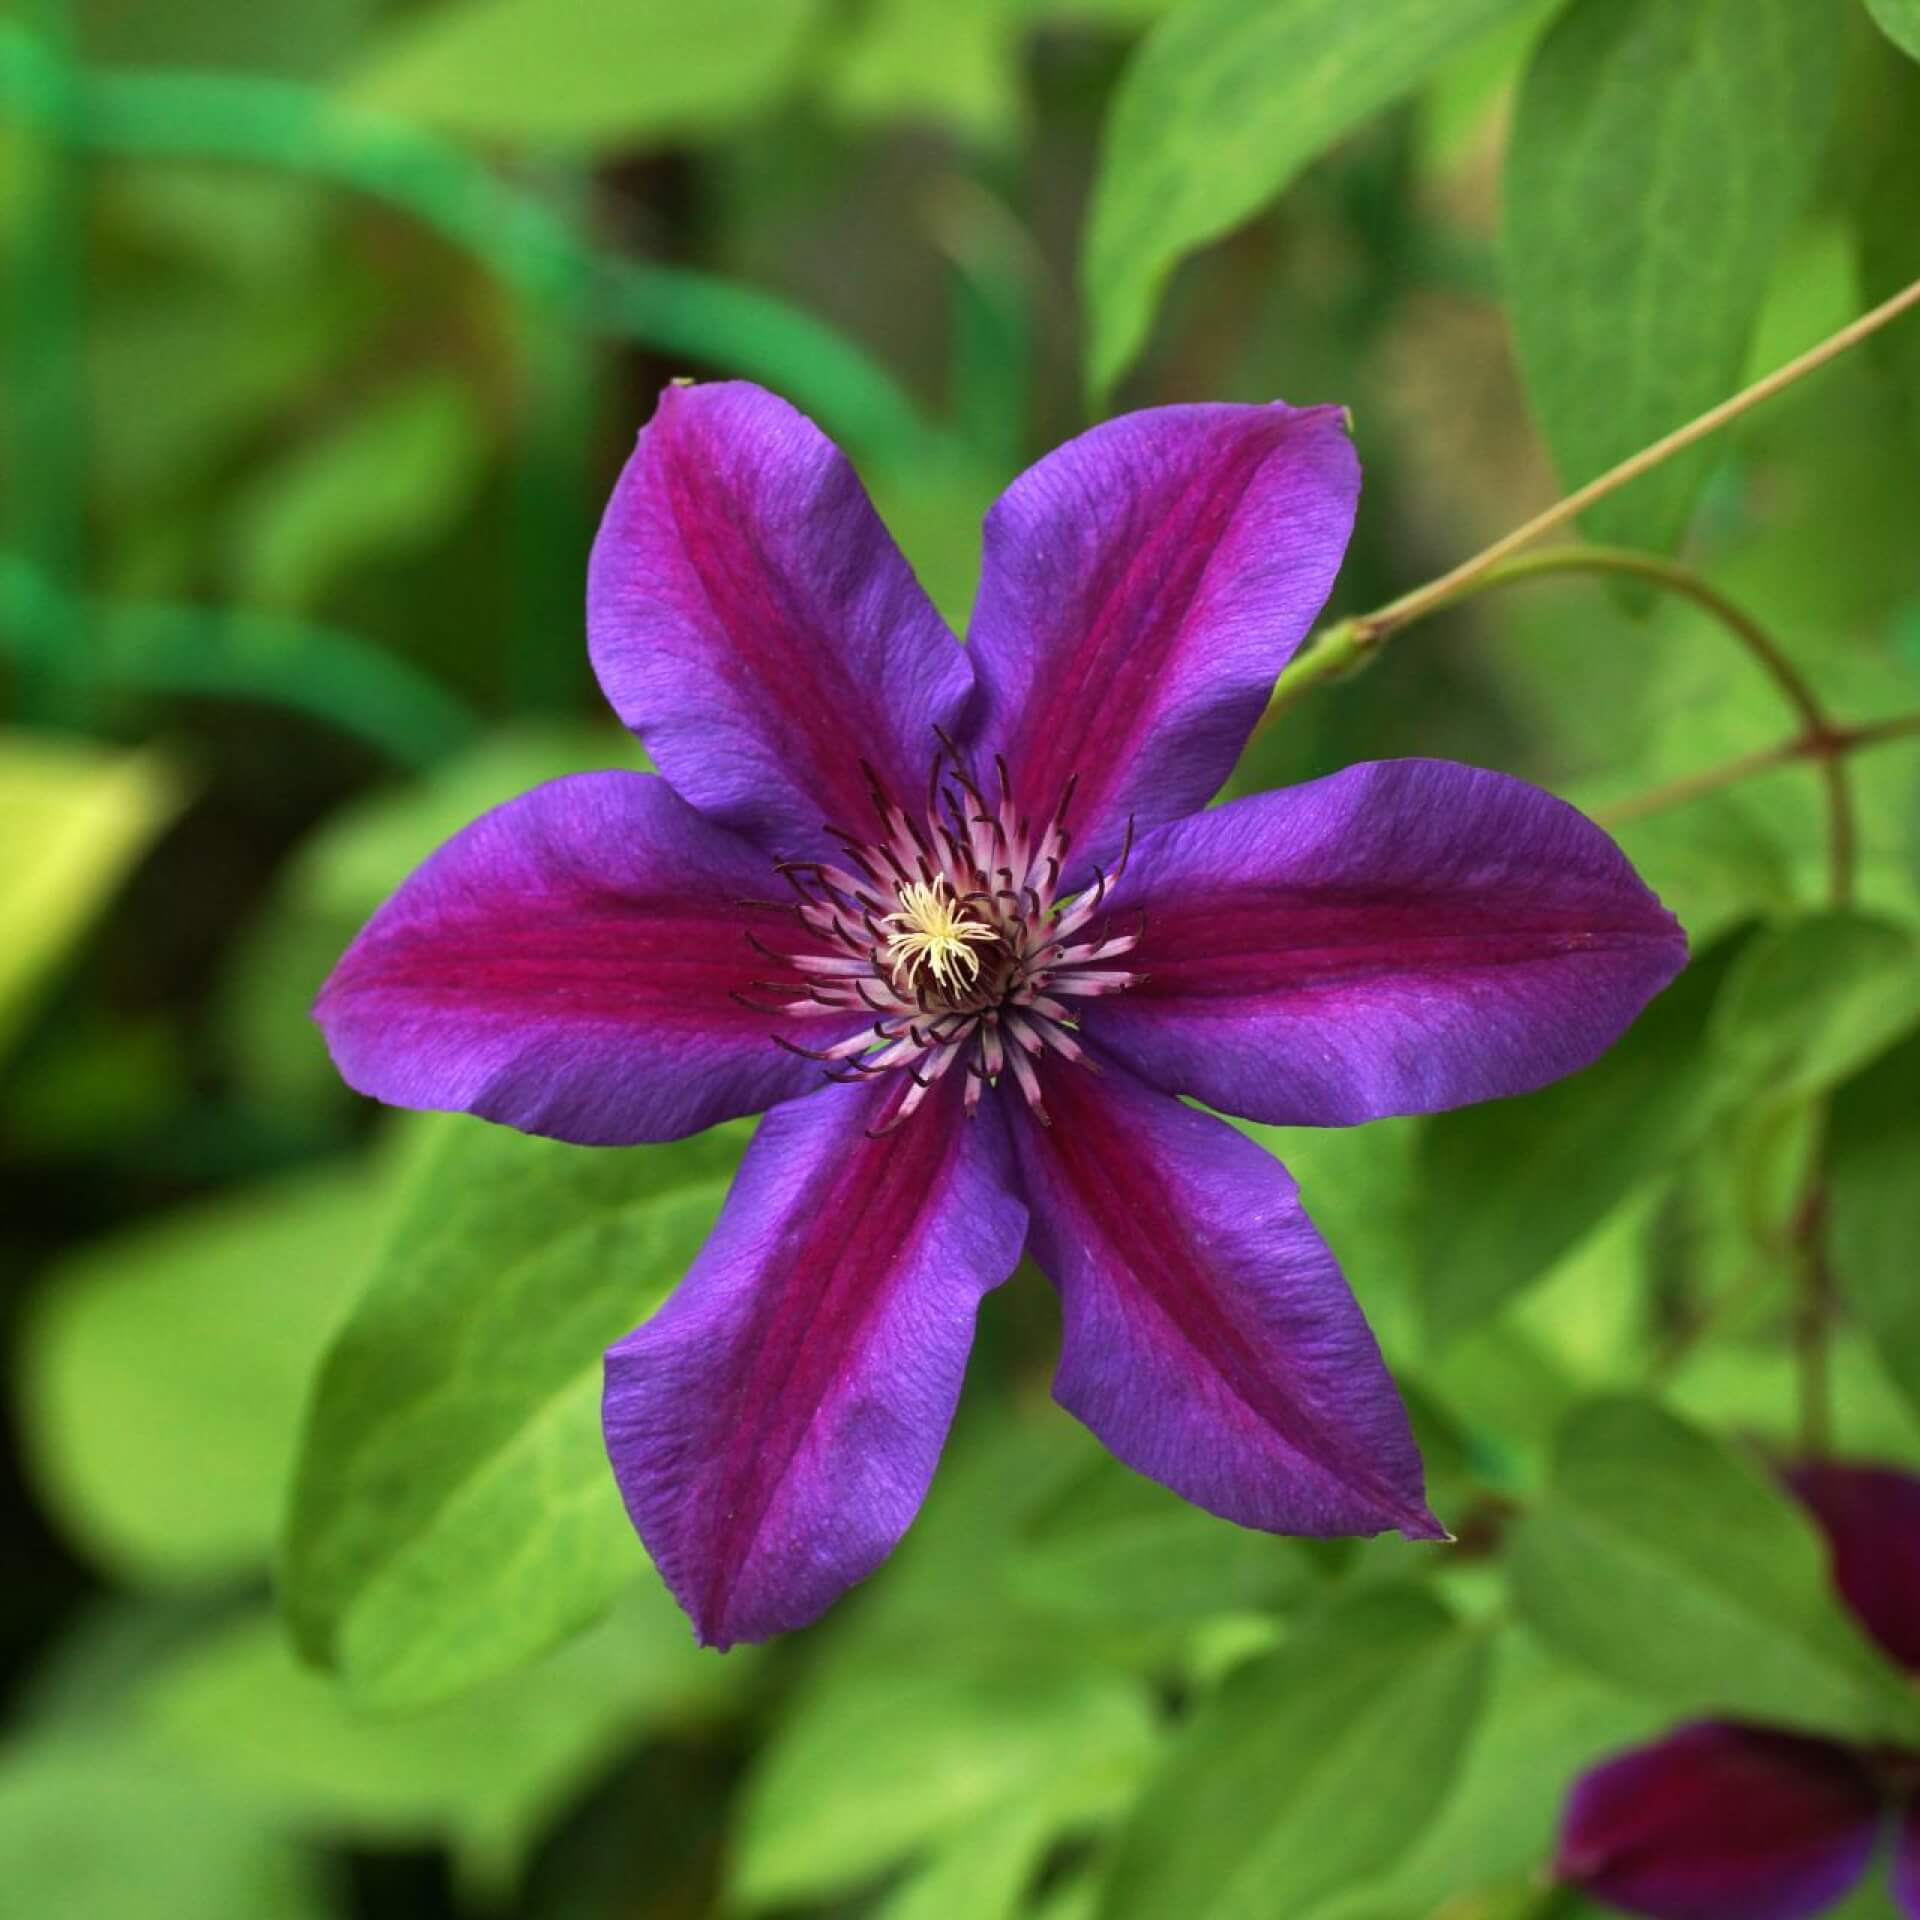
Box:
316;383;1686;1648
1556;1463;1920;1920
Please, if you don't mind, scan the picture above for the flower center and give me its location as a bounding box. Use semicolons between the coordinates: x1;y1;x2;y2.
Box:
881;879;998;996
737;740;1143;1130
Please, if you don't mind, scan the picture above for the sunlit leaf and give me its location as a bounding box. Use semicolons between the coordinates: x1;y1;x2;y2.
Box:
0;1739;330;1920
1829;1033;1920;1422
141;1590;737;1900
0;734;184;1057
1864;0;1920;61
1006;1445;1323;1627
1316;1628;1662;1920
282;1114;745;1708
1709;909;1920;1105
1416;932;1745;1349
1503;0;1843;556
19;1159;387;1585
348;0;820;149
226;374;490;611
1082;0;1539;394
829;0;1026;145
733;1641;1155;1910
1096;1586;1489;1920
1509;1397;1920;1743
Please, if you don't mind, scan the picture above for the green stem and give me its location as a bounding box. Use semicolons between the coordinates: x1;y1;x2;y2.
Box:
1265;544;1863;908
1259;275;1920;736
1359;275;1920;644
0;553;478;768
2;0;87;725
0;28;944;465
1593;711;1920;829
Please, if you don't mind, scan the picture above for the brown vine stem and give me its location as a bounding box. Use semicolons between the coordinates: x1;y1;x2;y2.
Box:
1258;273;1920;733
1462;547;1858;909
1594;711;1920;829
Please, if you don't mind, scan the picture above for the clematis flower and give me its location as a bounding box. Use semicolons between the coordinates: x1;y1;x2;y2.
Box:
1556;1463;1920;1920
316;382;1686;1648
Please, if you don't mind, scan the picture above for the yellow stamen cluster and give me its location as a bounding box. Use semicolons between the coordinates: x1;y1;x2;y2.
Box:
881;879;998;996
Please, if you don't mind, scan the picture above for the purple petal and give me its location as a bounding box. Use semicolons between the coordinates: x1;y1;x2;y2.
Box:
316;771;839;1145
1012;1056;1439;1540
602;1072;1026;1648
587;382;972;858
1787;1462;1920;1675
965;401;1358;881
1089;758;1687;1127
1556;1722;1882;1920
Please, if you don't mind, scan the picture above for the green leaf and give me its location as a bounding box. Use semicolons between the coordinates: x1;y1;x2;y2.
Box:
1315;1628;1662;1920
1829;1033;1920;1421
828;0;1026;145
140;1588;738;1901
282;1114;745;1709
1865;0;1920;61
1095;1587;1489;1920
1416;930;1745;1349
1710;910;1920;1104
1509;1397;1920;1743
0;1738;331;1920
1082;0;1541;395
1857;49;1920;453
733;1643;1155;1910
1503;0;1843;556
0;734;185;1055
348;0;821;149
18;1159;388;1586
1006;1446;1324;1627
226;374;489;612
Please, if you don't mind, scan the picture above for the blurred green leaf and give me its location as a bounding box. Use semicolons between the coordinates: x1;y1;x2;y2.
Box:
1709;910;1920;1105
1666;1329;1920;1462
1416;931;1744;1350
1096;1587;1489;1920
0;733;184;1057
227;373;490;612
283;1113;744;1708
1316;1627;1661;1920
874;1798;1058;1920
1503;0;1843;557
1006;1446;1323;1627
1509;1396;1920;1743
830;0;1025;145
75;0;377;77
0;1739;332;1920
733;1640;1154;1910
1241;1116;1421;1352
348;0;820;149
18;1159;386;1585
1082;0;1537;394
1829;1033;1920;1422
1864;0;1920;61
1856;51;1920;455
142;1589;736;1900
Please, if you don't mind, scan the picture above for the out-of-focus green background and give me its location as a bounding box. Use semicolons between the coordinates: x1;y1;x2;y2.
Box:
5;1;1920;1916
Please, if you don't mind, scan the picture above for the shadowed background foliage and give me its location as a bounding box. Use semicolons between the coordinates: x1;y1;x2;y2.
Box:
5;0;1920;1916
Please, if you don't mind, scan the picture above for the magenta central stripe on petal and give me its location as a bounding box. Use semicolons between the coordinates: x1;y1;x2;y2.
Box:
693;1104;963;1623
1038;1061;1436;1536
604;1074;1027;1648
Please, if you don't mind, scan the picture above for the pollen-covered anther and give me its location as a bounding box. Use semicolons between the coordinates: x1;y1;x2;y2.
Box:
748;744;1143;1128
881;880;998;995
